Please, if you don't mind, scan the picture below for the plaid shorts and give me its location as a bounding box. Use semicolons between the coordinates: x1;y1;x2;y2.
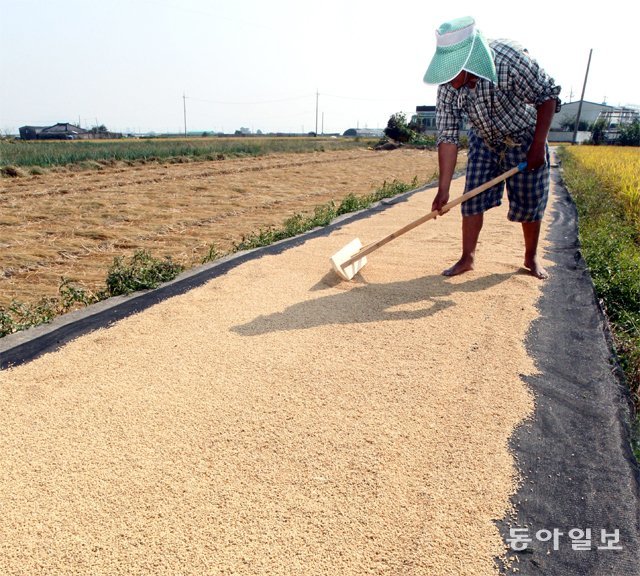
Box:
462;129;550;222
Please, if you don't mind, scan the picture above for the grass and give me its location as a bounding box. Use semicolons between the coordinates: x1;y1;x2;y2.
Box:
558;145;640;459
0;136;377;171
0;175;428;338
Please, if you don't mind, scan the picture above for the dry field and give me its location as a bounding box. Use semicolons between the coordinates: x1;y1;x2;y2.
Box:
0;148;454;308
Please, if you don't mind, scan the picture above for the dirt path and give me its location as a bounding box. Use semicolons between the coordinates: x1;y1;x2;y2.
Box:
0;148;446;306
0;172;547;575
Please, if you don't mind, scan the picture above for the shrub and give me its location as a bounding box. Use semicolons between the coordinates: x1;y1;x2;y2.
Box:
589;119;608;145
384;112;416;144
105;250;184;296
1;165;26;177
618;120;640;147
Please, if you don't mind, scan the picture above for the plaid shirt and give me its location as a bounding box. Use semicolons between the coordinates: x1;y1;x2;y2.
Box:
436;39;561;147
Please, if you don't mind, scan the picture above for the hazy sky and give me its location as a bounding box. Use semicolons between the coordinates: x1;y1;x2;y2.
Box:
1;0;638;135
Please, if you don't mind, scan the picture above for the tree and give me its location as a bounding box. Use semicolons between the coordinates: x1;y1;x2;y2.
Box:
618;120;640;146
589;119;608;145
560;115;589;132
384;112;416;144
90;124;108;134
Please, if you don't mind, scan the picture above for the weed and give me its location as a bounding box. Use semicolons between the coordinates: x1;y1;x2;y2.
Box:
0;278;101;337
58;277;103;308
202;243;223;264
28;166;47;176
310;202;337;227
337;194;367;215
105;250;184;296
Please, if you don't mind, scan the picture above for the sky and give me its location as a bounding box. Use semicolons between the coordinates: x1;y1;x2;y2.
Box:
1;0;639;135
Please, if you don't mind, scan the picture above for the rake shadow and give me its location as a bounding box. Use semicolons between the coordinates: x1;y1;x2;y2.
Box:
231;272;512;336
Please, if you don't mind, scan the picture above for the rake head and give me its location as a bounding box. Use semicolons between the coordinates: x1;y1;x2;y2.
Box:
330;238;367;281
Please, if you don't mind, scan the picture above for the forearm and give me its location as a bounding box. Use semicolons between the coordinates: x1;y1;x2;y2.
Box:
438;142;458;193
432;142;458;212
532;98;557;147
527;98;557;169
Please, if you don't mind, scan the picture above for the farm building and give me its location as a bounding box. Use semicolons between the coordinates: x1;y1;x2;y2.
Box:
19;123;88;140
19;123;122;140
411;101;638;143
18;126;46;140
411;105;469;134
549;100;639;142
343;128;384;138
593;106;640;141
411;105;437;131
550;100;612;131
551;100;639;131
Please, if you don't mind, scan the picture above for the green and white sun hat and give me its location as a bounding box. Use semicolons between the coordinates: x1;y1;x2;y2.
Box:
423;16;497;85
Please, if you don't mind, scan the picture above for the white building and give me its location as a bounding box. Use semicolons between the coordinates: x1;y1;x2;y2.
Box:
551;100;612;131
411;105;469;133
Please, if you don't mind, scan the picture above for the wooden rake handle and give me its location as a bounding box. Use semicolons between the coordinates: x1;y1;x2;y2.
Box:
342;163;527;268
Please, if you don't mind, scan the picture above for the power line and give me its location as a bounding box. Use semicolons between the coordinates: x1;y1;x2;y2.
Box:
321;92;402;103
185;91;402;106
185;94;314;106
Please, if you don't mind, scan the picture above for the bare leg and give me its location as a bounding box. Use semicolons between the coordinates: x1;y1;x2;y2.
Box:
443;213;483;276
522;221;548;279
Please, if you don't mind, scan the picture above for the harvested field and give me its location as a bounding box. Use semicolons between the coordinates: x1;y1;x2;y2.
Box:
0;148;451;308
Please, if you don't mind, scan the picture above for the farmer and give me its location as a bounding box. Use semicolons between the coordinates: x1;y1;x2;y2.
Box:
424;16;561;279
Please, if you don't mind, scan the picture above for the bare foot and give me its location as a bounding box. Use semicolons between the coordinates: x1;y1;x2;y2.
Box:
524;256;548;279
442;255;475;277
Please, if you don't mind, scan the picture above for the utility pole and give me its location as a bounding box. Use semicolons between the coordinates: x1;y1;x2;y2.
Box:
322;112;324;136
572;49;592;145
183;93;188;138
315;90;319;137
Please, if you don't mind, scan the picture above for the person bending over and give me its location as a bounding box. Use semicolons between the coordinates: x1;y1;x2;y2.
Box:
424;16;561;279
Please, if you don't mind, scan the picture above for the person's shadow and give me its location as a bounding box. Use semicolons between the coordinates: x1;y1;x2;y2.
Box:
231;272;512;336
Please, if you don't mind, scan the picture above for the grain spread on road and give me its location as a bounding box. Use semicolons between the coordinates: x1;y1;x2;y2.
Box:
0;169;548;575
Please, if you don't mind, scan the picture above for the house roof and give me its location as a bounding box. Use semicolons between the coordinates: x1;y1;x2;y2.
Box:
40;123;88;134
560;100;613;110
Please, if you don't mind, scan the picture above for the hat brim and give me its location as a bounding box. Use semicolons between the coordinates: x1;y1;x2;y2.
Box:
423;33;497;85
423;38;472;85
462;32;497;83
